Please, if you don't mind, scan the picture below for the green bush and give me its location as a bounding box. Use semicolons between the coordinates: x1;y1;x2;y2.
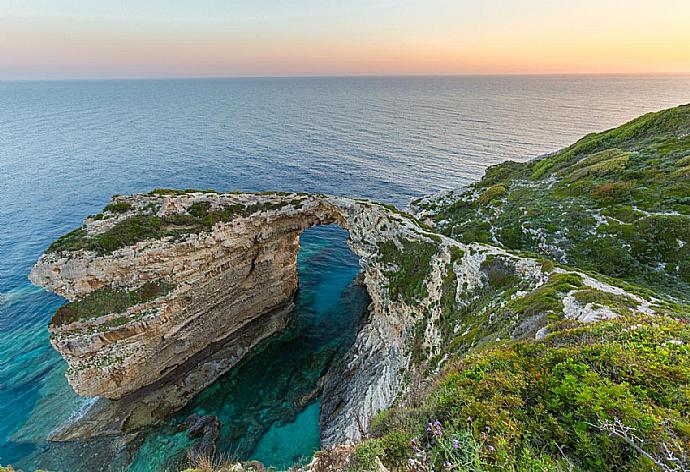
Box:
368;315;689;471
104;201;133;213
591;181;633;204
353;439;385;470
479;184;508;205
93;215;164;252
432;316;689;471
377;239;439;304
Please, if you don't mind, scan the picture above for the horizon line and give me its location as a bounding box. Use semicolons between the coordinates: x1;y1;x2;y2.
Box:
3;71;690;83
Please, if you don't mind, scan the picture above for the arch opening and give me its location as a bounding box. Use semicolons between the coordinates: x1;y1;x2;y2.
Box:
127;224;370;470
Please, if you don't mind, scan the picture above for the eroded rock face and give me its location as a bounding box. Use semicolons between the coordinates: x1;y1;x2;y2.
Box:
30;192;447;444
31;191;654;449
48;302;292;441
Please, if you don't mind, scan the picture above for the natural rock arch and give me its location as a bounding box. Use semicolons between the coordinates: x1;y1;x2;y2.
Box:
31;190;645;447
30;191;451;444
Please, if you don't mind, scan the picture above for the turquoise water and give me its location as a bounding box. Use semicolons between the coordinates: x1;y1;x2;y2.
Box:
126;225;367;471
1;76;689;470
251;400;321;468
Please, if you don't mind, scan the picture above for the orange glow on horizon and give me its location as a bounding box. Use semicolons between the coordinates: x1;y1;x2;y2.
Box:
1;0;689;79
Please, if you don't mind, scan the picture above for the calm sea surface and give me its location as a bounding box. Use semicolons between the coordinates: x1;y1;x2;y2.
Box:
1;75;689;470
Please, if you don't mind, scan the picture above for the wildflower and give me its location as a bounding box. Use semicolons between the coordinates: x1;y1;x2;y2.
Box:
467;416;473;422
411;437;420;453
432;420;442;438
443;461;453;470
488;445;495;452
452;438;459;449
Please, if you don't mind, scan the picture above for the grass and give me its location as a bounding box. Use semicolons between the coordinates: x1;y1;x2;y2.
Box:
52;281;174;326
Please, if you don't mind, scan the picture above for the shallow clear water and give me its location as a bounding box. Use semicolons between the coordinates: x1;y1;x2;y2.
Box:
127;225;367;471
1;75;689;470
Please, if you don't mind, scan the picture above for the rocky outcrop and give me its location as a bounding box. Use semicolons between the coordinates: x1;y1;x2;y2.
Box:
31;190;656;450
182;413;221;461
30;191;448;445
48;303;292;441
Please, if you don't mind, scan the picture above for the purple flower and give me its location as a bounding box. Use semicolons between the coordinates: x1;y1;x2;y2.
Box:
467;416;473;422
488;445;495;452
411;437;419;453
452;438;460;449
432;420;442;438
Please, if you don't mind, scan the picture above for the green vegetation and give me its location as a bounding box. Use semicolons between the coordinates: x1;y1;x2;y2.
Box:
46;198;301;254
358;315;690;471
52;281;174;326
147;188;219;196
47;227;89;253
377;238;439;304
478;184;508;205
352;440;386;469
103;201;133;213
418;104;690;300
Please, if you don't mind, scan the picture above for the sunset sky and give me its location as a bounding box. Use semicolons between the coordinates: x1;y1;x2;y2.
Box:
1;0;690;79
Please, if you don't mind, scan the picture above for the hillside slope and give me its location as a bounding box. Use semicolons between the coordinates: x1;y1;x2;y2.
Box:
414;104;690;300
333;106;690;472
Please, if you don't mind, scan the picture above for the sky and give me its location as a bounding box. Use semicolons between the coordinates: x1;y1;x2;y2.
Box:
1;0;689;79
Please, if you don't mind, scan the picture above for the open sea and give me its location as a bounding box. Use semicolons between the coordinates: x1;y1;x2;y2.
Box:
1;75;689;470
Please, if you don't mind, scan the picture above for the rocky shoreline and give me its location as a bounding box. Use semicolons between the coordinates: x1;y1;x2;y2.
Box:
30;189;658;464
23;104;690;471
29;191;447;448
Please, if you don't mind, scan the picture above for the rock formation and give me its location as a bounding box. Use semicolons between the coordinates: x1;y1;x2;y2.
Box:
28;105;690;470
30;191;447;444
30;190;656;449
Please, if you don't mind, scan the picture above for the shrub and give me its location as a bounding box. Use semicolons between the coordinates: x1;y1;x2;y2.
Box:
104;201;133;213
480;256;518;290
591;181;633;204
353;439;385;470
479;184;508;205
431;316;690;471
377;239;439;304
94;215;163;252
47;227;88;253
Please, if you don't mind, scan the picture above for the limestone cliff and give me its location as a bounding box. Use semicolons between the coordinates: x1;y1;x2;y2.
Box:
30;191;448;444
30;190;658;451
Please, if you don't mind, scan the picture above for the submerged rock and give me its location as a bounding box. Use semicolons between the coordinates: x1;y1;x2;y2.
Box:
183;413;221;461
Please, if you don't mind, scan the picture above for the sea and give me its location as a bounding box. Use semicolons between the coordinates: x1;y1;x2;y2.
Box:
1;75;689;470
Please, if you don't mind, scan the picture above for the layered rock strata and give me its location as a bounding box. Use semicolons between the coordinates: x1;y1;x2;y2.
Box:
31;191;656;448
30;192;444;444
